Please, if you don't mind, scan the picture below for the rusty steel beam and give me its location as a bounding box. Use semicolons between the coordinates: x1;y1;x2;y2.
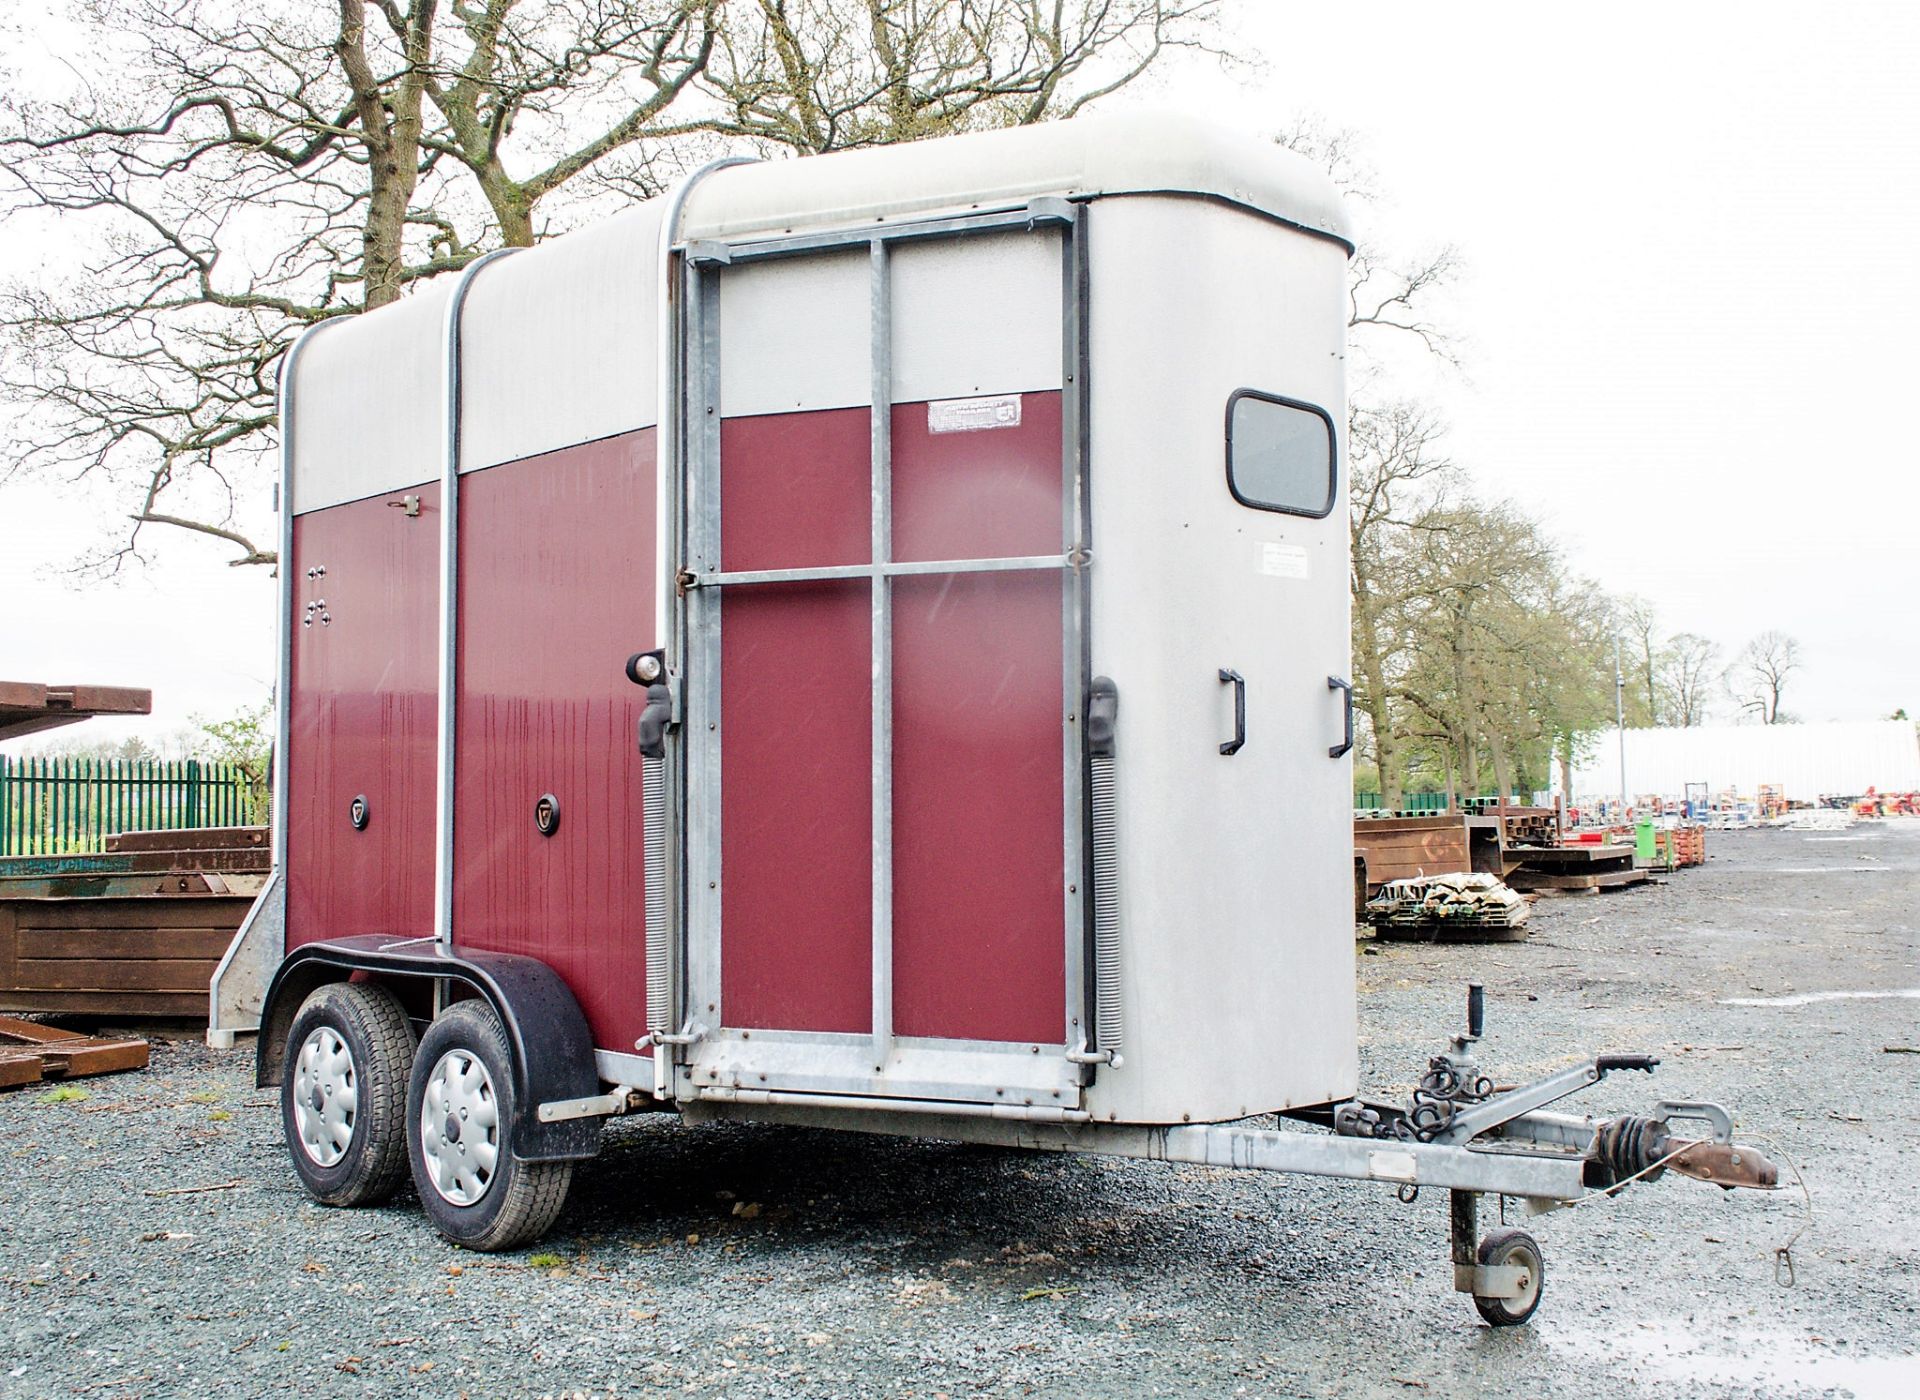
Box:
0;682;152;741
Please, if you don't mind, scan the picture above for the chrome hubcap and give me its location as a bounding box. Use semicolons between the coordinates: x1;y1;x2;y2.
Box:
419;1048;499;1206
291;1026;358;1167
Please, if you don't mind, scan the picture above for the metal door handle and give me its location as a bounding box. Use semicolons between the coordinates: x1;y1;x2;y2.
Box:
1328;675;1354;758
628;649;674;757
1218;669;1246;755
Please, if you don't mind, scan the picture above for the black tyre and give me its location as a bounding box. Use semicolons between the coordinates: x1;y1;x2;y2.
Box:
280;980;416;1207
1472;1227;1545;1327
406;999;573;1252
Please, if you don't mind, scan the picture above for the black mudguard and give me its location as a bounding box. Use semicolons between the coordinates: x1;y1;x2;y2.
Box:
255;934;602;1162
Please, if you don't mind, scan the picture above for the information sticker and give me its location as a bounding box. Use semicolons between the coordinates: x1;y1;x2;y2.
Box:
1260;542;1311;579
928;394;1023;434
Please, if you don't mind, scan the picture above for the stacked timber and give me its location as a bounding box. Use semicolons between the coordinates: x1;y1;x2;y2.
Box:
0;827;265;1019
1505;844;1650;894
1365;873;1531;942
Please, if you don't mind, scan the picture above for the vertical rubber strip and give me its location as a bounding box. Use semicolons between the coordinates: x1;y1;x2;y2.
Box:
643;752;671;1034
1085;677;1122;1056
1089;753;1123;1055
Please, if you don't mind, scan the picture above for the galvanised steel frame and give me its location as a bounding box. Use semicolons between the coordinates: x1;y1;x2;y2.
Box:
661;198;1093;1110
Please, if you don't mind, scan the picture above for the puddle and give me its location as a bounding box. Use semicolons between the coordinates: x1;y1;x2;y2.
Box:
1769;866;1891;874
1721;988;1920;1007
1546;1322;1920;1397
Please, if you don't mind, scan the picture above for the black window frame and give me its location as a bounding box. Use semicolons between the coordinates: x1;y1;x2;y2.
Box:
1223;388;1339;519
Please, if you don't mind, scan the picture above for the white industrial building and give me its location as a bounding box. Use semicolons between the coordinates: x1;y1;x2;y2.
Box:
1570;720;1920;805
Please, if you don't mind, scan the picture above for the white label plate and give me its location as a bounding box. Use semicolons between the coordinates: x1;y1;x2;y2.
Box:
928;393;1023;434
1260;542;1311;579
1367;1149;1419;1183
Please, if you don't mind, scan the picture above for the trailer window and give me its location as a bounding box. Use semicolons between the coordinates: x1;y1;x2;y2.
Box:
1226;391;1336;518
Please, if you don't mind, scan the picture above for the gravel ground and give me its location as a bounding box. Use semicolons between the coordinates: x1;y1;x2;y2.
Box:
3;824;1917;1399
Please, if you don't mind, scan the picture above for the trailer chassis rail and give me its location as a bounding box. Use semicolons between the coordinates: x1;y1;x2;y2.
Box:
683;981;1782;1327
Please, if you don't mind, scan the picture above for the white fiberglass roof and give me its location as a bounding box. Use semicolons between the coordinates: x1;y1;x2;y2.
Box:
682;110;1352;251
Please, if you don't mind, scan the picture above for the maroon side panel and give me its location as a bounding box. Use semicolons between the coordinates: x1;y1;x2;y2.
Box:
286;486;441;949
889;394;1066;1043
719;582;874;1033
719;408;874;1033
891;393;1063;562
891;573;1065;1043
452;430;655;1056
720;407;872;570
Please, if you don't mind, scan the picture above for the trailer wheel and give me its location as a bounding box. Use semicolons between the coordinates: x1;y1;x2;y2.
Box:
1472;1227;1545;1327
406;999;573;1252
279;981;416;1207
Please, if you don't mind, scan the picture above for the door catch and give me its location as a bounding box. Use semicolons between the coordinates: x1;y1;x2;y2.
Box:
1328;675;1354;759
1219;669;1246;756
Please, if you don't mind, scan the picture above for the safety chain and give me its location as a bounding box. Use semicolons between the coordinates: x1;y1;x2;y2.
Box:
1404;1056;1496;1140
1340;1056;1496;1144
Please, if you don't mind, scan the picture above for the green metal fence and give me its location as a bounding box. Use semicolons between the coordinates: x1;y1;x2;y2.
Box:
1351;791;1451;814
1355;792;1539;814
0;755;253;856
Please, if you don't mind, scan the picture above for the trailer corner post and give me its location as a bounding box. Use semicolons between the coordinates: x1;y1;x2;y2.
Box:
869;234;895;1070
652;154;757;657
435;246;523;978
232;312;352;1043
649;155;756;1101
1061;200;1094;1068
269;317;348;904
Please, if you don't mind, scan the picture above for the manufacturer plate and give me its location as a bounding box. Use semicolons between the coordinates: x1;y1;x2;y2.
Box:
928;394;1022;434
1367;1149;1418;1182
1259;542;1310;579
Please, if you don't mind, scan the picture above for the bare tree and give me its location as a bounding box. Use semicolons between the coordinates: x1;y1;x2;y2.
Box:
1659;632;1719;727
1616;595;1661;725
1274;118;1460;370
702;0;1218;154
0;0;1213;569
1;0;724;567
1274;124;1469;804
1345;399;1451;807
1728;630;1801;724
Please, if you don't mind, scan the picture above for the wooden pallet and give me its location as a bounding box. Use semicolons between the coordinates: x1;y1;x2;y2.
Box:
0;1015;148;1090
1662;825;1706;867
1373;920;1532;944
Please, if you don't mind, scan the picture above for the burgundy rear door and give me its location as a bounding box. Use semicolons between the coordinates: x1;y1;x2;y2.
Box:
677;210;1089;1108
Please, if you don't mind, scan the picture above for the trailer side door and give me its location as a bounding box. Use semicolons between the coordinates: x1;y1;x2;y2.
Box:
674;208;1089;1109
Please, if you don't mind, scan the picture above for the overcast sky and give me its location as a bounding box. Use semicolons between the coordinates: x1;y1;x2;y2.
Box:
2;1;1915;753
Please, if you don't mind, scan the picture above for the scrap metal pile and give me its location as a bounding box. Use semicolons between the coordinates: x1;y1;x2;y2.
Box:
1365;872;1531;942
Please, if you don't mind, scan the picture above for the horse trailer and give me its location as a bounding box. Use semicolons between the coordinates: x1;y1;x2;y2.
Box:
239;113;1778;1324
